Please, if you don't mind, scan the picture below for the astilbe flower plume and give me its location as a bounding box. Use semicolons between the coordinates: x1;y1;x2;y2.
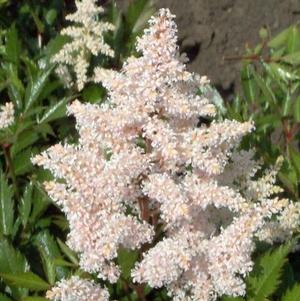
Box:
35;8;300;301
0;102;14;129
52;0;114;90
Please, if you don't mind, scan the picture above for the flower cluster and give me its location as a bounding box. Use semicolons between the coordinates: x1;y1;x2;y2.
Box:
52;0;114;90
0;102;14;129
37;8;300;301
46;276;109;301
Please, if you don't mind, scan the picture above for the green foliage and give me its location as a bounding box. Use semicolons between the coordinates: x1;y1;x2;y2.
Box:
226;24;300;200
246;243;292;300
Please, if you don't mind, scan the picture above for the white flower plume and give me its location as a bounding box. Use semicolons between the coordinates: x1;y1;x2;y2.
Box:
37;8;300;301
52;0;114;90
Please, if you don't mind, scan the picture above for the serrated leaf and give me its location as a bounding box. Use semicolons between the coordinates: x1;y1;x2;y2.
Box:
0;171;14;236
11;131;39;156
0;239;28;274
0;239;28;299
247;242;292;301
57;238;79;265
0;272;50;291
29;182;51;224
282;284;300;301
38;248;56;285
39;96;73;124
34;230;69;281
13;147;37;176
24;65;55;112
19;183;33;227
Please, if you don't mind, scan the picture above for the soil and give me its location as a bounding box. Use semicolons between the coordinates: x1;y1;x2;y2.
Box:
118;0;300;97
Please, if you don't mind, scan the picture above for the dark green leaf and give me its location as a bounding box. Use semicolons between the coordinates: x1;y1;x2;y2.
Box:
57;238;79;265
24;65;55;112
0;171;14;236
5;25;21;65
39;96;73;124
19;183;33;227
247;242;292;301
82;84;105;104
0;272;50;291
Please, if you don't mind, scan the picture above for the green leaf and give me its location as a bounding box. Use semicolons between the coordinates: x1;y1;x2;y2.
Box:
288;146;300;177
241;64;257;104
11;131;39;156
24;65;55;112
268;26;291;49
45;9;57;25
127;0;155;34
45;35;70;58
0;239;28;274
282;52;300;65
38;248;56;285
57;238;79;265
13;147;37;176
282;284;300;301
287;26;300;53
293;95;300;122
251;68;277;109
0;272;50;291
82;84;105;104
39;96;73;124
5;25;21;65
247;242;292;301
19;183;33;227
117;248;138;279
0;239;28;299
0;171;14;236
34;230;69;281
29;183;51;225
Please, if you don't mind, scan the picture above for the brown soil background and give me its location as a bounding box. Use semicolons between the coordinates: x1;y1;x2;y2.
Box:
118;0;300;96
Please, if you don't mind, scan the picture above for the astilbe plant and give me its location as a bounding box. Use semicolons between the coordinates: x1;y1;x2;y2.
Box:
33;8;300;301
52;0;114;90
